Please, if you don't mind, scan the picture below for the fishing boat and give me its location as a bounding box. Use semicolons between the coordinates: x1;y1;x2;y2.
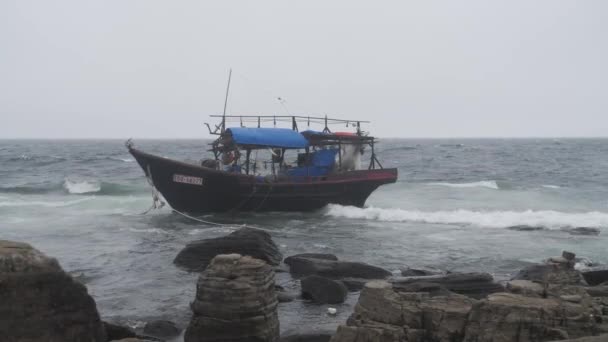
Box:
127;114;397;213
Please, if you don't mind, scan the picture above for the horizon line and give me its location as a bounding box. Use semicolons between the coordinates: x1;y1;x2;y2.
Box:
1;136;607;140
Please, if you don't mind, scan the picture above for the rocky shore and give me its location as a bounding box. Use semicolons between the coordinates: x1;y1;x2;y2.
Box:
2;227;608;342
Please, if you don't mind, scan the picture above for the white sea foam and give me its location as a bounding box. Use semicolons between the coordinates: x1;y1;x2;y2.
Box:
63;179;101;194
542;184;561;189
428;180;499;190
325;204;608;230
110;157;135;163
0;197;94;208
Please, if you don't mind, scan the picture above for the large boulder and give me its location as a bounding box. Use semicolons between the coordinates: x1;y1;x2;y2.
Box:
185;254;279;342
330;281;475;342
284;254;391;280
582;266;608;286
301;275;348;304
174;227;283;271
463;292;598;341
0;240;107;342
392;272;505;299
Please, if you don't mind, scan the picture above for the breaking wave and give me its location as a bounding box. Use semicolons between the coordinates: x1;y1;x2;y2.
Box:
324;205;608;230
63;179;101;194
428;180;499;190
0;180;145;196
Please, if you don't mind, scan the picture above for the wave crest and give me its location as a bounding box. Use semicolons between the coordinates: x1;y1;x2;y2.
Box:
63;179;101;194
325;205;608;230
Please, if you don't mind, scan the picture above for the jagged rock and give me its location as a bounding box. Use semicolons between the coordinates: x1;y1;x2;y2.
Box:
563;251;576;261
463;292;598;341
506;280;545;297
585;285;608;298
301;275;348;304
513;263;586;285
583;266;608;286
143;320;180;338
392;272;504;299
284;255;391;279
104;321;137;341
185;254;279;342
174;227;283;271
331;281;475;342
0;240;106;342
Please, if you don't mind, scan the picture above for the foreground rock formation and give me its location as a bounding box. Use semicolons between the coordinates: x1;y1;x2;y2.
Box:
175;227;283;271
330;251;608;342
0;240;107;342
185;253;280;342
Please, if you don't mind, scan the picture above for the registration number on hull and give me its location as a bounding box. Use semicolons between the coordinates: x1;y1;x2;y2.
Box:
173;174;204;186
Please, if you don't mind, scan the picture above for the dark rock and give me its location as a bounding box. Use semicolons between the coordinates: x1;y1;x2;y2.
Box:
507;225;545;231
185;254;279;342
563;250;577;261
301;275;348;304
280;331;332;342
392;281;452;297
567;227;601;236
340;277;369;291
284;255;391;279
104;321;137;341
143;320;180;338
512;262;586;285
277;292;296;303
392;272;504;299
583;266;608;286
400;266;445;277
174;227;283;271
284;253;338;263
0;240;106;342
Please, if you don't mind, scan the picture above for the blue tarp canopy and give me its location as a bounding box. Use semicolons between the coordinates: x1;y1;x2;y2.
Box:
226;127;309;149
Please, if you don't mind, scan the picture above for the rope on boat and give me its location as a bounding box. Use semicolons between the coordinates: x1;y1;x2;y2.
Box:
141;165;165;215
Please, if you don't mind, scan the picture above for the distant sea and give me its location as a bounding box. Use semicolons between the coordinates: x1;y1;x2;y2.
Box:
2;138;607;334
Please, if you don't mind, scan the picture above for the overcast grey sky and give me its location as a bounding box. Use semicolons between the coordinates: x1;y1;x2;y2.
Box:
1;1;607;138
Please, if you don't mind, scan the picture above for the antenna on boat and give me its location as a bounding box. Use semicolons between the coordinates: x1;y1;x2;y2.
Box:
221;68;232;134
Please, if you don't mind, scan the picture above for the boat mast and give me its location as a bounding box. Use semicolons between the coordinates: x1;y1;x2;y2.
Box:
221;68;232;134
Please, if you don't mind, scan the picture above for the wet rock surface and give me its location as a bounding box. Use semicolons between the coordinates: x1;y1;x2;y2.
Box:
143;320;180;339
583;266;608;286
104;321;137;341
0;240;107;342
330;251;608;342
174;227;283;271
185;253;279;342
392;272;505;299
301;275;348;304
284;254;391;280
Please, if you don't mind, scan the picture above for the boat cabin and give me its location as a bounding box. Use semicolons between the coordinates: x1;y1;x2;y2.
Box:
205;115;385;182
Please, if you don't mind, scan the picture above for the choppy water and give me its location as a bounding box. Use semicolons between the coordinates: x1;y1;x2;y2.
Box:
1;139;607;336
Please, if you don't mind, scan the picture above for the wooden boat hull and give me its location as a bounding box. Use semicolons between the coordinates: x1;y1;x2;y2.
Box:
129;147;398;213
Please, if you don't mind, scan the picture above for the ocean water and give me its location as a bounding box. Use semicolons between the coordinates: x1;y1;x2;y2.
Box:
1;138;608;335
